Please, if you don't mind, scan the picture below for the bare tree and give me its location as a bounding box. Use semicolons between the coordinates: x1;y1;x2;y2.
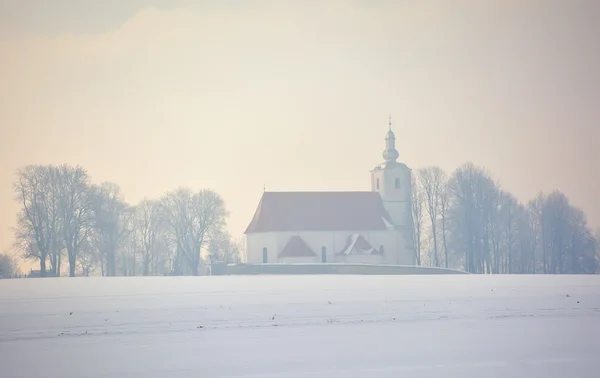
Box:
565;207;596;274
595;229;600;274
541;191;572;274
77;235;101;277
161;188;228;276
439;179;450;268
410;173;425;266
0;253;21;279
55;165;93;277
484;191;518;274
121;213;140;276
527;194;546;273
12;165;61;277
448;163;499;273
537;192;598;274
500;192;519;273
418;167;446;267
510;204;535;274
134;199;164;276
89;182;132;276
208;230;241;264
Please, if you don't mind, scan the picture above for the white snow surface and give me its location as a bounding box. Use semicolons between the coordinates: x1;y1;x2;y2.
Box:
1;275;599;377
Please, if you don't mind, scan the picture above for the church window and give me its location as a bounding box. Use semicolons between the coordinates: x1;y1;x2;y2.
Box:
321;247;327;263
376;178;380;190
394;178;400;189
379;245;385;254
262;247;268;263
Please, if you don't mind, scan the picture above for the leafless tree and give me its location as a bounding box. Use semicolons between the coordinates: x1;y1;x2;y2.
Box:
541;191;572;274
12;165;60;276
410;173;425;265
55;165;93;277
527;194;546;273
448;163;499;273
161;188;228;276
77;235;101;277
487;191;512;273
89;182;132;276
208;230;241;264
510;205;530;273
501;192;519;273
0;253;21;278
439;179;450;268
418;167;446;267
134;199;164;276
594;228;600;274
537;191;598;274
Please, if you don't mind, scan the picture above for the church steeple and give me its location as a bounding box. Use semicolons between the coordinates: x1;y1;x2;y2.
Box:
382;115;399;163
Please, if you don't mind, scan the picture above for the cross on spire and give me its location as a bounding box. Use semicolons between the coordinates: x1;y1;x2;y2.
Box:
382;114;399;163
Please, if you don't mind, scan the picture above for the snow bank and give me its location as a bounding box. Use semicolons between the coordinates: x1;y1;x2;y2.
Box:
1;275;599;377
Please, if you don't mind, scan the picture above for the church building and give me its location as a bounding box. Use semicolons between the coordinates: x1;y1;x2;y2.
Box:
244;119;415;265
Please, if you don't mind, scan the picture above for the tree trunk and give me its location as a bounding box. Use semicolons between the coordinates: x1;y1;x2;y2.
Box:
416;233;422;266
49;250;57;277
40;256;47;277
507;205;513;274
143;254;150;276
67;244;76;277
131;250;136;276
57;250;61;277
69;256;76;277
432;223;439;267
107;247;115;276
442;219;448;268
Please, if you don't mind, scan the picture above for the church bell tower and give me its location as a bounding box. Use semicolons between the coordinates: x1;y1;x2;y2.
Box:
370;116;414;263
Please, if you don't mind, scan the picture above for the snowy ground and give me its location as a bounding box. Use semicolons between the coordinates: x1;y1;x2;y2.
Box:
1;275;599;378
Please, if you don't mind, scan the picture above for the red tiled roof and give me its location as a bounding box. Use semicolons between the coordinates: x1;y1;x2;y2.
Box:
244;191;393;233
279;235;317;258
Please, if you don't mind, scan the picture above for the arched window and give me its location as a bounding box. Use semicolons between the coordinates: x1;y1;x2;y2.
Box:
376;178;380;190
394;178;400;189
379;245;385;254
321;247;327;263
262;247;268;263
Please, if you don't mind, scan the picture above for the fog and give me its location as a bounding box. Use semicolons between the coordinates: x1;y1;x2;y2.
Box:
1;0;599;259
1;2;599;376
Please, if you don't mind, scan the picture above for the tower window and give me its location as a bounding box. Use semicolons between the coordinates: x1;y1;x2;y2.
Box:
262;247;268;263
376;178;380;190
395;178;400;188
321;247;327;263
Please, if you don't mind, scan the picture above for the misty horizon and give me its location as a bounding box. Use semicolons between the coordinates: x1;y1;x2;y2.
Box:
1;0;599;260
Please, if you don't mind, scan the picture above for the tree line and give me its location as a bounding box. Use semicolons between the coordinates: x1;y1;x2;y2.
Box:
11;164;240;278
8;162;599;278
0;253;21;278
410;163;599;274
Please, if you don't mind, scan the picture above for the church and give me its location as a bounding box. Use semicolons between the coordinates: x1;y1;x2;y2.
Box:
244;120;416;266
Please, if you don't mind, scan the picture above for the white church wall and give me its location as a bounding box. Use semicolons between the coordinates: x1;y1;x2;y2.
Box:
246;232;277;264
246;229;413;265
371;165;412;228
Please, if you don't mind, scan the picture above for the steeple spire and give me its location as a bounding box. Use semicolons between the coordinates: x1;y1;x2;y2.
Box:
382;115;399;164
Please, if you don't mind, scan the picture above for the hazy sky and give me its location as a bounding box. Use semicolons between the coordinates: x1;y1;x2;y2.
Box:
1;0;599;259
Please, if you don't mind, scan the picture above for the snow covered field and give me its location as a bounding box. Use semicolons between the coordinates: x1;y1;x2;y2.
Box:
1;275;599;377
